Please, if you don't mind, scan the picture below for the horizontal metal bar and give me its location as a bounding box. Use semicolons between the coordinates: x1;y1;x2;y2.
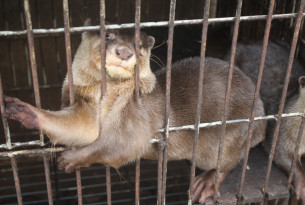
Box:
1;112;303;153
157;112;304;132
0;13;304;37
0;140;44;149
0;147;66;157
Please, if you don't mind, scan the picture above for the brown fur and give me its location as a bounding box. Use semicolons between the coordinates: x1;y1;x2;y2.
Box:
224;41;305;202
4;28;266;204
272;77;305;202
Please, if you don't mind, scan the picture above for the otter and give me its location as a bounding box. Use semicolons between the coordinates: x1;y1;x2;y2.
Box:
3;25;266;204
224;41;305;202
272;76;305;202
224;40;305;116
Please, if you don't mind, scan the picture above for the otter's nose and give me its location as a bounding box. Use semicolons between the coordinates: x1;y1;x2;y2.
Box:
115;47;133;61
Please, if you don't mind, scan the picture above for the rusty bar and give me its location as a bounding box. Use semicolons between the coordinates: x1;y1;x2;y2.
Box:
51;0;63;82
23;0;41;108
0;75;12;149
287;115;305;189
63;0;83;204
0;147;66;157
0;140;44;149
11;157;23;205
34;0;47;85
76;168;83;205
1;112;304;151
157;140;164;205
161;0;176;204
43;154;54;205
135;159;140;205
106;166;112;205
1;13;304;37
188;0;211;203
100;0;107;96
63;0;74;105
237;0;275;202
18;0;32;87
3;0;17;86
134;0;141;99
262;0;305;200
134;0;141;204
100;1;111;204
24;0;44;144
214;0;243;203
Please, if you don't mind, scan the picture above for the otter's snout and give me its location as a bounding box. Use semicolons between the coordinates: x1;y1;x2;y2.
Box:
115;46;133;61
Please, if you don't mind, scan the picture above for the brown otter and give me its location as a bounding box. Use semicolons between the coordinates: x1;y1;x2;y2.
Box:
224;41;305;202
4;26;266;204
224;40;305;116
272;76;305;202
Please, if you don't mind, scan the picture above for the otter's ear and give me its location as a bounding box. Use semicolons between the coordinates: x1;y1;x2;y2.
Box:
82;18;92;40
299;76;305;88
147;36;155;49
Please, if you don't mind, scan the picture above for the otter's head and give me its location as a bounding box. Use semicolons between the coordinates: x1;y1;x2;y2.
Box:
104;30;155;80
78;26;155;81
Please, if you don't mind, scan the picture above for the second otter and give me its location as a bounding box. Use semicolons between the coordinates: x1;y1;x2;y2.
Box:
4;28;266;204
224;41;305;202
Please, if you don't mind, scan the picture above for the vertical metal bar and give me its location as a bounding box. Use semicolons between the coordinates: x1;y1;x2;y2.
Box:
214;0;242;203
3;0;17;87
106;166;111;205
34;0;47;85
51;0;63;82
157;140;164;205
11;157;23;205
76;170;83;205
262;0;305;200
0;76;12;149
100;1;111;204
134;0;141;99
188;0;210;203
290;0;298;27
237;0;275;203
43;154;54;205
135;159;140;205
18;0;32;86
287;116;305;189
100;0;107;96
134;0;141;204
63;1;83;204
63;0;74;105
161;1;176;204
24;0;44;145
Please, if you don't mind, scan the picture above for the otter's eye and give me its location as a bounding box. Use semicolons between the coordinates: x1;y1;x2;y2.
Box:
106;34;111;41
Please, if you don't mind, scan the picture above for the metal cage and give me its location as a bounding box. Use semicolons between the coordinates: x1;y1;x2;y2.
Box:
1;0;305;204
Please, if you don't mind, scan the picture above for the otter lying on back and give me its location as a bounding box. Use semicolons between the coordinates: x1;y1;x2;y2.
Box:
4;25;266;204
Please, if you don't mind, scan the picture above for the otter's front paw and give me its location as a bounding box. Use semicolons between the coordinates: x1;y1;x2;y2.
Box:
3;96;40;130
57;150;84;173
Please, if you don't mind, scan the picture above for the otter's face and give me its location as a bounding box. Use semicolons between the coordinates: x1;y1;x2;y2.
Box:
102;30;155;79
